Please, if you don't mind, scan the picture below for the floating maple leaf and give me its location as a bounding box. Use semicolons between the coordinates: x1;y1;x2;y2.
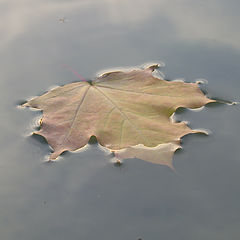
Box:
22;64;214;168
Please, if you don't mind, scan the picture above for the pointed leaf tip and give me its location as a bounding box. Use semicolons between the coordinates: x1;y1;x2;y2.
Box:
145;64;160;72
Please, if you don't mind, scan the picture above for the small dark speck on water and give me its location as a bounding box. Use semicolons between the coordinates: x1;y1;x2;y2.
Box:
114;159;122;167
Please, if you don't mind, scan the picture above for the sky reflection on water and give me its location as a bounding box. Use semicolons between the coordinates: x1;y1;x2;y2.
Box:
0;0;240;239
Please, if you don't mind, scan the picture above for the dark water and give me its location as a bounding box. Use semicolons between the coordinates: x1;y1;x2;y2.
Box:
1;1;240;239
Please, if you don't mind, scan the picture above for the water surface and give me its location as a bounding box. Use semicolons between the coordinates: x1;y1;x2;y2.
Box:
0;1;240;239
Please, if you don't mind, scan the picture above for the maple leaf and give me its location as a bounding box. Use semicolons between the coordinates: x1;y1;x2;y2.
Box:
22;64;214;167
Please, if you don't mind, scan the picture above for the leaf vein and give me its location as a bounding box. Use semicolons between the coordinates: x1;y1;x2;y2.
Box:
97;85;184;97
59;85;91;147
93;86;149;145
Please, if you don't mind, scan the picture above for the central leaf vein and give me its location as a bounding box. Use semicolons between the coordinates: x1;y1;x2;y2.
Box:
93;86;149;146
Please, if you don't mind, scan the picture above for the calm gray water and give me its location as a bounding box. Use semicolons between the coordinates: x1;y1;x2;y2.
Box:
0;1;240;239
